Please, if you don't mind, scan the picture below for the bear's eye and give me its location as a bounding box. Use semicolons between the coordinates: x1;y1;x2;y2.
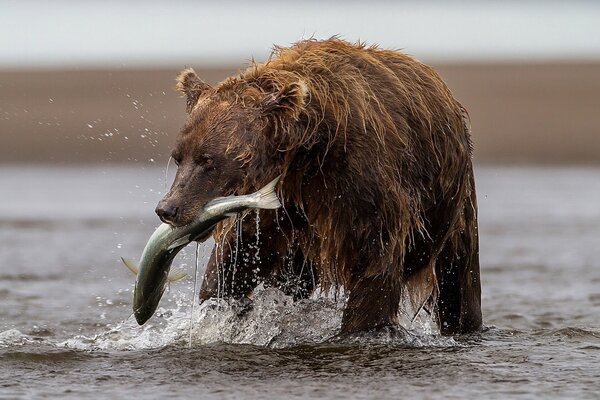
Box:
195;154;215;169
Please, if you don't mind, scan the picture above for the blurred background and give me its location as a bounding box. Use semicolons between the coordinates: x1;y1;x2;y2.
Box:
1;0;599;165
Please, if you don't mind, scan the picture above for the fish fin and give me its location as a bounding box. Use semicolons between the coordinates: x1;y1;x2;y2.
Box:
121;257;139;276
254;175;282;209
167;234;191;250
167;267;187;282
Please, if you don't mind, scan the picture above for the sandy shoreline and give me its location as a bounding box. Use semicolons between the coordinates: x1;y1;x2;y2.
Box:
1;62;599;164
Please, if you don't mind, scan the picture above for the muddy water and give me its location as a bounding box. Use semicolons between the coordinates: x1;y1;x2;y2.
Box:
1;165;599;399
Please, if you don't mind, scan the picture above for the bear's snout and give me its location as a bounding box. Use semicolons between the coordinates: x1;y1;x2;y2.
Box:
155;201;179;225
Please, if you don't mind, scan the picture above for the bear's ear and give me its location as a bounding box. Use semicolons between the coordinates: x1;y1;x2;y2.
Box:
262;80;308;121
176;68;212;113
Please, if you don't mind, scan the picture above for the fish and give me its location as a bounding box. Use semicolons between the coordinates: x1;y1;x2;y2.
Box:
121;176;281;326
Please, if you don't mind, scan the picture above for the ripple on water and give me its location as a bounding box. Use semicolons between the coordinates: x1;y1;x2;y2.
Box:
542;327;600;339
0;273;63;282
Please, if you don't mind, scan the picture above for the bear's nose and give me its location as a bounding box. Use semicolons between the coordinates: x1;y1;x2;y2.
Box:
155;203;179;225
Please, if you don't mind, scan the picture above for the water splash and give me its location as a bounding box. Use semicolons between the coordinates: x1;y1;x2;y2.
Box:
0;329;30;347
188;243;202;347
188;287;343;348
229;217;242;299
254;209;261;263
58;284;454;351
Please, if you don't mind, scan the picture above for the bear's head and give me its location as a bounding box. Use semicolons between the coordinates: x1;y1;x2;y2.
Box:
156;68;308;226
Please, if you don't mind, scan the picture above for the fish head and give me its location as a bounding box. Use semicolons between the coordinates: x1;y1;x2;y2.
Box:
133;273;168;325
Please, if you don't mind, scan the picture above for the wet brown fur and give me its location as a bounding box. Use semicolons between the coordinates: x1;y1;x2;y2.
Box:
167;38;482;335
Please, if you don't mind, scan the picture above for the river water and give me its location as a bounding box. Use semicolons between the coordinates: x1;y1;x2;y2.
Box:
0;165;599;399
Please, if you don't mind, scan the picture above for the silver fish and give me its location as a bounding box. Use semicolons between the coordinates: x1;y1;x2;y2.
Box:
121;176;281;325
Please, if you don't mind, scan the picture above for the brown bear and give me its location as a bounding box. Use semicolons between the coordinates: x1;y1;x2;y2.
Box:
156;38;482;335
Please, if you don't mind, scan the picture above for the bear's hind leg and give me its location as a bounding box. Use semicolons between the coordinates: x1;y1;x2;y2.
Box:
340;273;401;334
435;184;482;335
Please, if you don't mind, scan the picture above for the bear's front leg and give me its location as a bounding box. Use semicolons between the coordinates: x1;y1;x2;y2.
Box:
199;235;317;302
200;209;317;303
198;225;274;302
340;273;402;334
198;246;255;302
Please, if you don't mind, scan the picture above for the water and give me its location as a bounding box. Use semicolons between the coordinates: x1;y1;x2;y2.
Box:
1;165;599;399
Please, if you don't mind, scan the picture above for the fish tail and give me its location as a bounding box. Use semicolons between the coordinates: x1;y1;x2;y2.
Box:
253;175;282;209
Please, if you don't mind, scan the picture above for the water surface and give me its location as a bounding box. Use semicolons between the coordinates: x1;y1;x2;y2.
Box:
1;166;599;399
